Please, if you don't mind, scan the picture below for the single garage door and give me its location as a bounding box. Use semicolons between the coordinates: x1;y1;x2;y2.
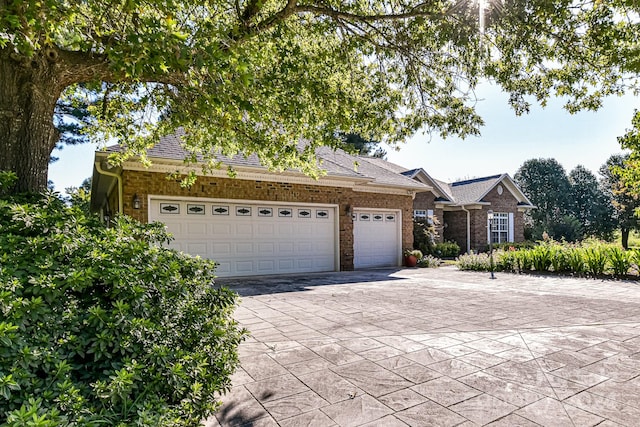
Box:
353;209;401;269
149;198;337;277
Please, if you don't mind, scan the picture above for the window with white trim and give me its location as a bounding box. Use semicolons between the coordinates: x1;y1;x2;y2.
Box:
414;209;427;219
490;212;509;243
414;209;434;224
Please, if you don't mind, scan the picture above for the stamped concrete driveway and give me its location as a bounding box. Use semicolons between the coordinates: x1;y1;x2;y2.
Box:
205;267;640;426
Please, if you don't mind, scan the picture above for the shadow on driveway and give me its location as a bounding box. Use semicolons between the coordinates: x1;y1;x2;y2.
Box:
217;268;407;297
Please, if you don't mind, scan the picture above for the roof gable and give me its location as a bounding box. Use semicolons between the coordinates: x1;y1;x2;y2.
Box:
400;168;452;202
450;174;533;206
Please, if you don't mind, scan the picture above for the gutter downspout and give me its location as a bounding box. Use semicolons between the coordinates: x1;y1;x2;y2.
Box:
95;161;123;214
461;206;471;254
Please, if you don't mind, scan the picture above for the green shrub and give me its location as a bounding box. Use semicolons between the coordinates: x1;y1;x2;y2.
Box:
413;219;437;255
530;244;553;272
583;246;608;276
433;241;461;258
514;250;533;272
566;248;585;274
456;253;491;271
496;250;517;272
549;244;571;273
0;193;246;426
608;247;633;276
417;255;441;268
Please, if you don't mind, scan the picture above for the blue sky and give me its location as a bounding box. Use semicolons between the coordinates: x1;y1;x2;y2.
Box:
48;83;638;193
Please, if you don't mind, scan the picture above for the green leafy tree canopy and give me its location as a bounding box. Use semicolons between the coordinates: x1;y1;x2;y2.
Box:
2;0;639;192
600;153;640;249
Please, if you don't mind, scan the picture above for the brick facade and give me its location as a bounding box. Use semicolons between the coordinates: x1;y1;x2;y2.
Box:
443;210;468;251
412;191;445;242
441;185;526;253
114;170;414;271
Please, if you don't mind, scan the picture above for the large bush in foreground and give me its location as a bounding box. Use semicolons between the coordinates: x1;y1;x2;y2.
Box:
0;191;246;426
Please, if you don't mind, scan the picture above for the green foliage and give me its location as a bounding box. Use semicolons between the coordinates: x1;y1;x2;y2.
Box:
433;241;461;258
340;134;386;159
413;219;438;256
0;171;17;197
516;159;618;242
0;194;246;426
5;0;640;191
530;244;553;272
64;177;92;214
583;246;608;276
417;255;441;268
479;240;640;277
568;165;616;240
549;215;584;243
514;250;534;273
549;245;571;273
515;158;572;240
600;154;640;249
567;249;586;275
608;246;634;276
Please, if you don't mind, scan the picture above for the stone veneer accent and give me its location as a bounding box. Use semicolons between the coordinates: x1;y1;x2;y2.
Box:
116;170;414;271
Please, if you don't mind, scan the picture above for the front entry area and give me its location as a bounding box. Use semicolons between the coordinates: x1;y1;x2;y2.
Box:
352;209;402;269
149;197;338;277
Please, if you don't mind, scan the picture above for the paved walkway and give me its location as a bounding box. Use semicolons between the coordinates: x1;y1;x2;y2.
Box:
205;267;640;426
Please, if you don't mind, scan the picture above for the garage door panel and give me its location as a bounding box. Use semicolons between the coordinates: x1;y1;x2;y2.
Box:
186;222;207;235
257;223;275;235
235;223;253;235
213;242;232;255
235;242;253;254
278;242;295;253
185;242;208;256
297;242;314;254
150;199;336;277
235;261;254;273
257;242;275;253
257;260;276;273
353;210;400;269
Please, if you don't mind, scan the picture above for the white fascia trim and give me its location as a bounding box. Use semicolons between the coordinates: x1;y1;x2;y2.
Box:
121;160;367;189
443;203;490;211
352;185;418;196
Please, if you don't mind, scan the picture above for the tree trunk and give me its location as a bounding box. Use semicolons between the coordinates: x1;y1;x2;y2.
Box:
0;49;64;193
621;227;630;250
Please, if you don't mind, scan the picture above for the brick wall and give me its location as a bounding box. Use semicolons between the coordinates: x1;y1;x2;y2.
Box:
119;170;414;270
480;185;526;248
441;184;527;253
443;210;468;252
412;191;445;243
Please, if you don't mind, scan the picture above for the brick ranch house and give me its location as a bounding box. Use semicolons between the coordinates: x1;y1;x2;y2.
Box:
400;168;535;253
90;135;533;276
90;134;430;277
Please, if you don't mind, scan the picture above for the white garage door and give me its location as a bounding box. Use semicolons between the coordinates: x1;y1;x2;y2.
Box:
149;198;337;277
353;210;401;269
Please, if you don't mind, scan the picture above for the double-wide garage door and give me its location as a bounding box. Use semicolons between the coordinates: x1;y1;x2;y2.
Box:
149;198;337;277
353;209;401;269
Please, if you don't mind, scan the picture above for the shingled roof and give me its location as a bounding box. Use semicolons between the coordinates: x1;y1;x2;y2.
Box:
103;132;428;190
